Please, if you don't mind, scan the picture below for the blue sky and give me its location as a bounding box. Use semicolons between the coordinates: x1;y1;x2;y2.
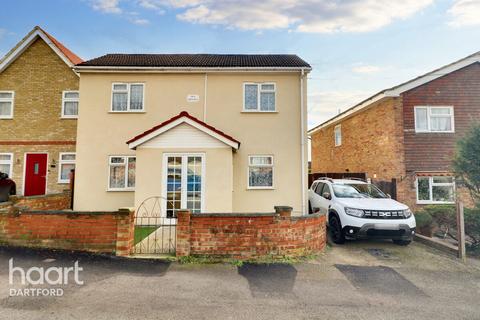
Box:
1;0;479;128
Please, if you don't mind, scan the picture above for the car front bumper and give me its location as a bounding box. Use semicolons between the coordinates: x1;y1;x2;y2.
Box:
342;224;415;241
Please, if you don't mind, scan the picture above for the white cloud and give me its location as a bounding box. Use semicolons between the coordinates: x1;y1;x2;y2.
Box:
448;0;480;27
308;90;371;129
129;17;150;25
159;0;433;32
91;0;122;14
352;65;382;74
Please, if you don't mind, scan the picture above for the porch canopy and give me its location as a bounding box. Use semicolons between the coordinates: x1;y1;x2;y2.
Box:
127;111;240;215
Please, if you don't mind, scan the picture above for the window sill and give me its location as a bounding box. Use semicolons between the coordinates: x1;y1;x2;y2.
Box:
414;131;455;134
58;181;70;184
107;188;135;192
241;110;278;114
247;187;275;190
61;117;78;119
108;111;146;114
0;117;13;120
417;200;455;205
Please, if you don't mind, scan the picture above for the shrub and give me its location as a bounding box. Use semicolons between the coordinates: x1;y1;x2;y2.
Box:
414;211;433;229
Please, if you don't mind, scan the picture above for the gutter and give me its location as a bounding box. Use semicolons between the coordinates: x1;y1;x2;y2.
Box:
74;66;312;73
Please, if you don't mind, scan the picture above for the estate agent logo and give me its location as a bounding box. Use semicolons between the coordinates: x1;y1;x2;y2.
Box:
8;258;84;297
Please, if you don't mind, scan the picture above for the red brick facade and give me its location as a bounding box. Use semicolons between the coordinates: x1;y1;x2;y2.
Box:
176;207;326;260
310;62;479;211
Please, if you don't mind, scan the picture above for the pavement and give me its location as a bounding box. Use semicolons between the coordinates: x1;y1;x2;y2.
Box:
0;239;479;320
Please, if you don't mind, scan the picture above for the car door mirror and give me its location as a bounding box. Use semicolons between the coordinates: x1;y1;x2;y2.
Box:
322;192;331;200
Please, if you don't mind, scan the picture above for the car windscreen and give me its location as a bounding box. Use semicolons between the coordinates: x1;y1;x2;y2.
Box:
332;183;388;199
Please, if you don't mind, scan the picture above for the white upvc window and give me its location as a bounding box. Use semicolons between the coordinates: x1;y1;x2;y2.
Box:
248;155;274;189
58;153;76;183
0;153;13;178
414;106;455;133
243;83;276;112
108;156;136;191
111;83;144;112
0;91;14;119
416;176;455;204
334;124;342;146
62;91;79;118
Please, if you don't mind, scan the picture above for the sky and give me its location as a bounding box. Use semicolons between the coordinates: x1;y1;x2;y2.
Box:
0;0;479;129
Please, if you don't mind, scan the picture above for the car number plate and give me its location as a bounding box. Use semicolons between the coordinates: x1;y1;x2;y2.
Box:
374;224;399;230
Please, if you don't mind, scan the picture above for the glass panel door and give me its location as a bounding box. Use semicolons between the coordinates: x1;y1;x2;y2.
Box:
165;155;203;217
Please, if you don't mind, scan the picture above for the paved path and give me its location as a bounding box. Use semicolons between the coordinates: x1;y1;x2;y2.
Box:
0;240;479;320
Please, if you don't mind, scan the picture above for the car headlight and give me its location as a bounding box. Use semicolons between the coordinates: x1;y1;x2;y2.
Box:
345;207;365;217
403;209;412;218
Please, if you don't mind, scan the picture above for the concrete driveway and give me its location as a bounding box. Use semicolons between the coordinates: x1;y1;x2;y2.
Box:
0;240;479;320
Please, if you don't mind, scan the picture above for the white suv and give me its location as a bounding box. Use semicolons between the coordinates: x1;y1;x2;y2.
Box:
308;178;416;245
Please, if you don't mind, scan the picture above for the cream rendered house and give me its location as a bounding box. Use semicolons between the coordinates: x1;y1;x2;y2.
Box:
73;54;310;215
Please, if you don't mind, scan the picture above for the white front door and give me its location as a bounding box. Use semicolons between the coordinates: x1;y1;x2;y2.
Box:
163;154;205;217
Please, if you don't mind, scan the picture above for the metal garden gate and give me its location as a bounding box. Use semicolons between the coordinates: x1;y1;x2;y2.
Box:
133;196;177;255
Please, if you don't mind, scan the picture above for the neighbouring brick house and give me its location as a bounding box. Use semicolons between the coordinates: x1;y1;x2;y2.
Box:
0;26;82;196
309;52;480;211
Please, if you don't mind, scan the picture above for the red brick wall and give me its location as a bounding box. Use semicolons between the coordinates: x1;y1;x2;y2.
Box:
0;208;134;256
402;63;480;172
176;207;326;260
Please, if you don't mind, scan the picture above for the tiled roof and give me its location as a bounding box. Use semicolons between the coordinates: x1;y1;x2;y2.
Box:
78;54;310;68
39;27;83;65
127;111;241;148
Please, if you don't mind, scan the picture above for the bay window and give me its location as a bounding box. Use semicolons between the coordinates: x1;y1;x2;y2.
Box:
416;176;455;204
108;156;136;190
248;155;274;189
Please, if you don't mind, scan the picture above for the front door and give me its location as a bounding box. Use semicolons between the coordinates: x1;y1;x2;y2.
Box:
24;153;47;196
164;154;204;217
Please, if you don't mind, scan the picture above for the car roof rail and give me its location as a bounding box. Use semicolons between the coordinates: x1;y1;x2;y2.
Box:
316;177;334;182
344;177;366;182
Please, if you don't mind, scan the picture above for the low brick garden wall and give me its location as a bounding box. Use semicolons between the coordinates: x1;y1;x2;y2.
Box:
0;191;71;211
176;206;326;260
0;207;134;256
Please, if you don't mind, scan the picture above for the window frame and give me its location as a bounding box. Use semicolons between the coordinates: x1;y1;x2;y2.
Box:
242;82;277;112
0;91;14;119
110;83;145;113
414;106;455;133
416;176;456;204
334;124;342;147
0;153;13;178
247;155;274;190
58;152;76;184
107;155;136;191
61;91;79;119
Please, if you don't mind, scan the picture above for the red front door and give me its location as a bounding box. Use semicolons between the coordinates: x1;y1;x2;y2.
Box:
24;153;47;196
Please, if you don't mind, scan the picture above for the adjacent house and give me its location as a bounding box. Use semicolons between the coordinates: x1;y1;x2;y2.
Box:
73;54;311;214
0;26;82;196
309;52;480;211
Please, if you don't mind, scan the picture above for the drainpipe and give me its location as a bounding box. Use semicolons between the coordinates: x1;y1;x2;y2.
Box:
204;73;208;121
300;69;306;215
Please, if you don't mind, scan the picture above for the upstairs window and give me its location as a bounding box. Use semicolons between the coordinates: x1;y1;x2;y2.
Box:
111;83;144;112
415;106;454;133
108;156;136;190
417;176;455;204
62;91;79;118
334;125;342;146
58;153;76;183
0;91;14;119
244;83;276;112
248;155;274;189
0;153;13;178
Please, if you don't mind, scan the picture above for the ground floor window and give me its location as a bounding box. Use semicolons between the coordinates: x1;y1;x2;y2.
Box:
416;176;455;204
58;153;75;183
0;153;13;178
248;155;274;189
108;156;136;190
164;154;204;217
